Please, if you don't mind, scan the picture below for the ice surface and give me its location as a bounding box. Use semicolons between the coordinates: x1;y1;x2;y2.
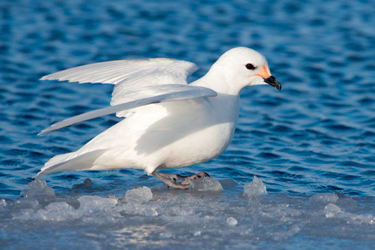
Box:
1;178;375;249
189;177;223;192
324;203;375;225
125;186;153;203
244;176;267;198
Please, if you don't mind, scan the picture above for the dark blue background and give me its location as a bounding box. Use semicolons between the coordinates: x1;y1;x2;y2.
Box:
1;0;375;199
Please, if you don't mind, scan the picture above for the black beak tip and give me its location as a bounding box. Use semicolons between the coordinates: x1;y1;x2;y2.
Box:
264;76;282;91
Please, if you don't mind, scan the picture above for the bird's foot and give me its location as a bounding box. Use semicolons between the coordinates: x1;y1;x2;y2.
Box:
151;171;210;189
180;172;210;185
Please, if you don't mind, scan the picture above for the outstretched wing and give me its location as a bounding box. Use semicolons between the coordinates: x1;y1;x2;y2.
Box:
41;58;198;86
38;84;217;135
41;58;199;117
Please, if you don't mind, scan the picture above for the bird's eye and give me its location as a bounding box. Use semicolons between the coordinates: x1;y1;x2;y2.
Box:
245;63;256;70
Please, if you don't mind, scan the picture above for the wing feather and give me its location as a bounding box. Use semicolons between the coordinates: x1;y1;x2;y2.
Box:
40;57;204;132
41;58;198;86
38;85;217;135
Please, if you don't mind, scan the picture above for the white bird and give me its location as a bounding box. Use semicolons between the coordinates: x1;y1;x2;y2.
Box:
37;47;281;189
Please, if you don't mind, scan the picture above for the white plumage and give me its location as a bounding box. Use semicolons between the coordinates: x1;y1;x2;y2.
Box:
37;47;281;188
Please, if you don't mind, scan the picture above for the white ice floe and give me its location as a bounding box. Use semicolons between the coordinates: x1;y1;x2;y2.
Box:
3;178;375;249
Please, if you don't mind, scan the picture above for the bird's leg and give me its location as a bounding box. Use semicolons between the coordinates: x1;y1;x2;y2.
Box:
151;171;210;189
151;171;189;189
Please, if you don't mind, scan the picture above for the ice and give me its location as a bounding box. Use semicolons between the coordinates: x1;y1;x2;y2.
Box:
0;199;6;206
244;176;267;198
1;177;375;249
23;178;55;199
193;230;201;236
226;217;238;226
310;193;339;203
189;177;223;192
323;203;342;218
125;186;153;202
324;203;375;225
119;203;159;217
13;195;119;222
14;178;57;209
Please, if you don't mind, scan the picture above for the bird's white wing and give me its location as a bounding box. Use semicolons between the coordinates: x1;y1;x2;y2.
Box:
40;58;198;86
39;84;217;135
41;58;199;117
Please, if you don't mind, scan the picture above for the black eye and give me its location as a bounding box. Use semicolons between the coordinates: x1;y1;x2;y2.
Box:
245;63;256;70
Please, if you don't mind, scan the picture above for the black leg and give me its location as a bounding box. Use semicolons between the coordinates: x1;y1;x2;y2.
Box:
151;171;210;189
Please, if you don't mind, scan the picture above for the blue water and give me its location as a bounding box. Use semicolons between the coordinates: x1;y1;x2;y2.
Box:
1;0;374;198
1;0;375;248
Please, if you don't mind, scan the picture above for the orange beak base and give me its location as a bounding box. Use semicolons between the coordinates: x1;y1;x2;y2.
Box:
256;65;271;79
257;65;282;90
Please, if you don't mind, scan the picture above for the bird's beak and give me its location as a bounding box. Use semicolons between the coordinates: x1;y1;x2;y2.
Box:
256;65;282;90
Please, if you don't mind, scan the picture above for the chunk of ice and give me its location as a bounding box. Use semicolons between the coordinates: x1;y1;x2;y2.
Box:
310;193;339;203
125;186;153;202
351;214;375;225
193;231;201;236
40;201;77;221
324;203;342;218
14;195;119;221
227;217;238;226
14;198;39;210
23;178;55;199
0;199;6;206
189;177;223;192
18;178;56;208
323;203;375;224
244;176;267;198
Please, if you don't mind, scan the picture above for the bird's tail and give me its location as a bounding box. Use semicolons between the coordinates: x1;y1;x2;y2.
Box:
36;149;107;177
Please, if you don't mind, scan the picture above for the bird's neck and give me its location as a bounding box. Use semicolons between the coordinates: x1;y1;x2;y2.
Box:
192;66;247;96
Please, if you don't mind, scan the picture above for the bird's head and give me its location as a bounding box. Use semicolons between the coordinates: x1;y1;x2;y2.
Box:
211;47;282;92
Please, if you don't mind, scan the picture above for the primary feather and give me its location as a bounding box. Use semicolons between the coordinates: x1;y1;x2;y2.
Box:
38;84;217;135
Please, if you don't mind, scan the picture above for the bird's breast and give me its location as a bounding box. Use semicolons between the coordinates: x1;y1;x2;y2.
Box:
155;96;240;168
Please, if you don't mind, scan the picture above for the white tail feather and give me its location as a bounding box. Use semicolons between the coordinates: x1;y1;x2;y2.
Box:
36;150;107;176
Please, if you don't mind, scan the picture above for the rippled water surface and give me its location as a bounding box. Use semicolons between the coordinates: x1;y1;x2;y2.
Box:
1;0;375;249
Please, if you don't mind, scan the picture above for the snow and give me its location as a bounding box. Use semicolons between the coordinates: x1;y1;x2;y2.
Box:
1;177;375;249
